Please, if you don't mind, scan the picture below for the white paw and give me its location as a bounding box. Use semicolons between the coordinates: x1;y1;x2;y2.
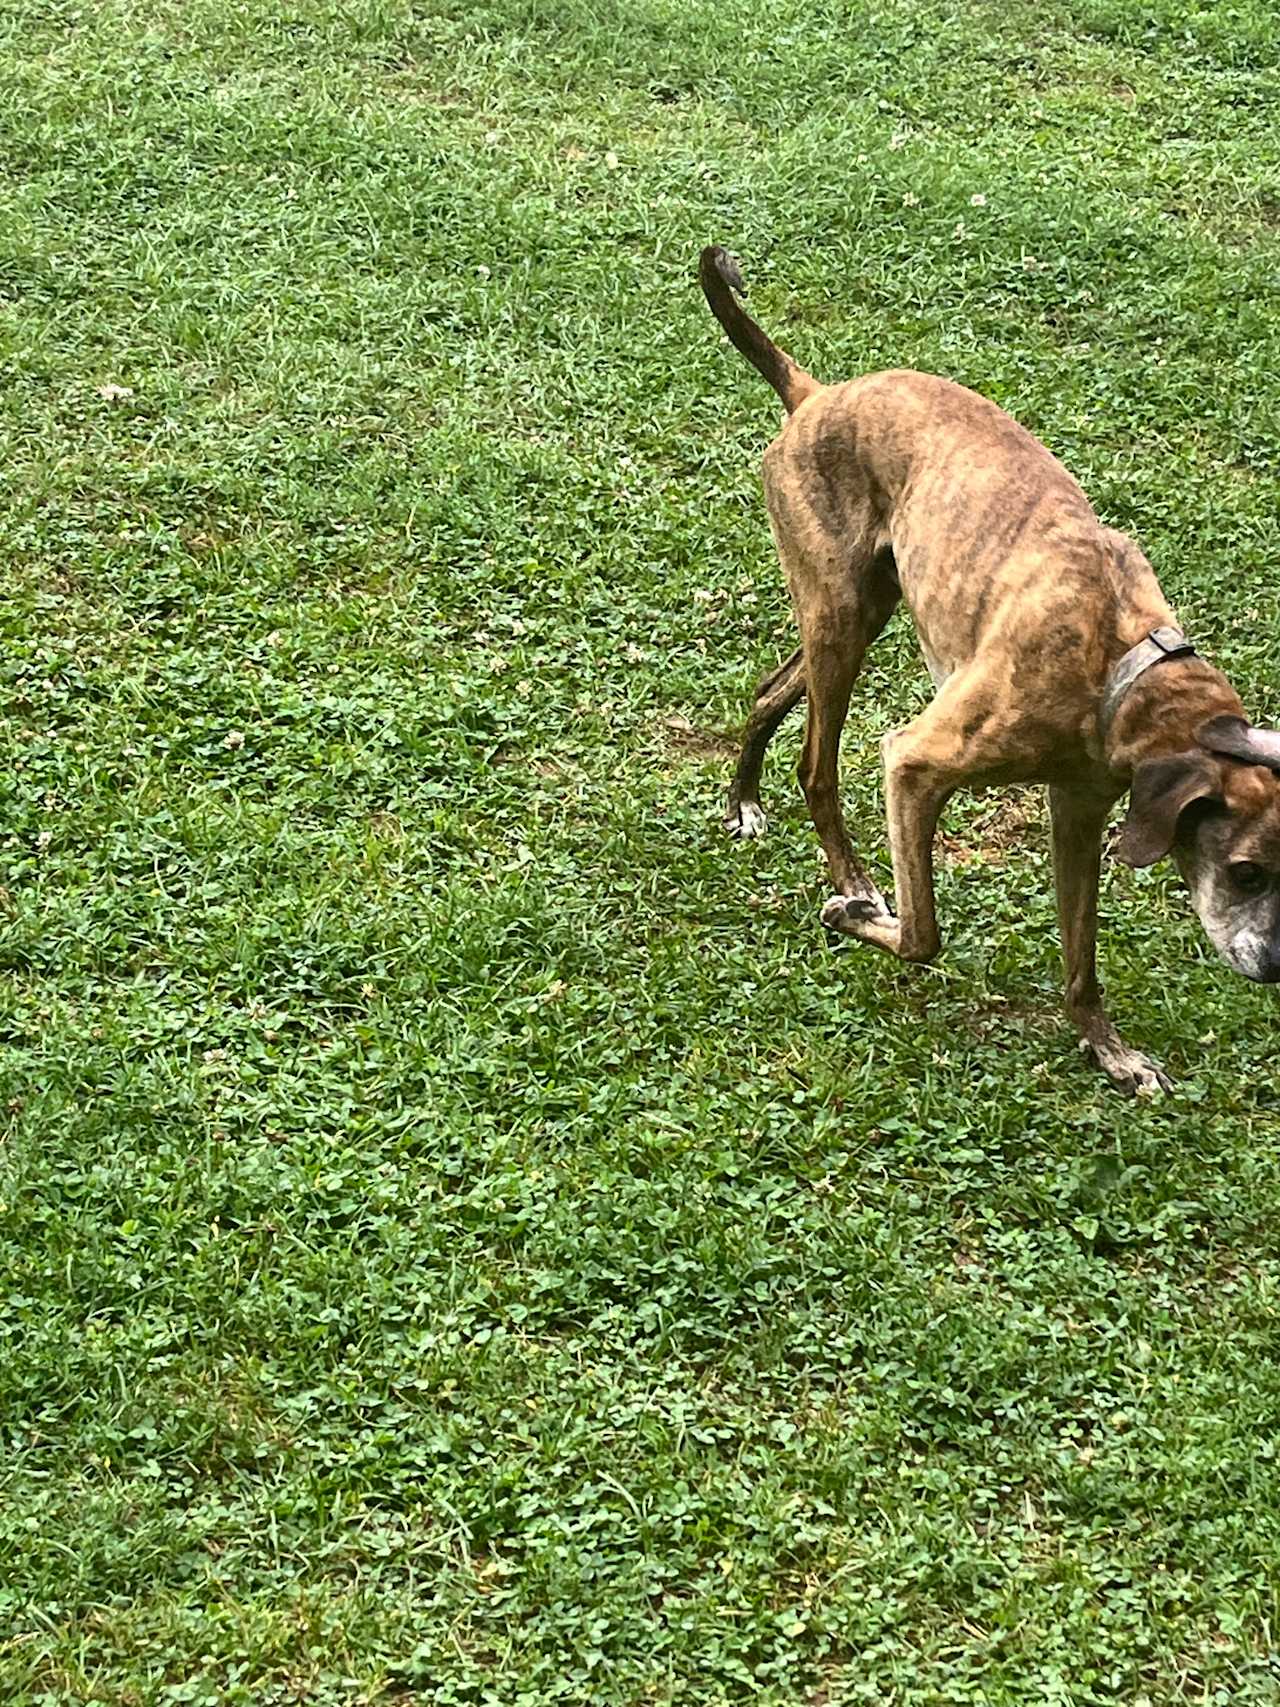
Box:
726;801;767;840
1081;1038;1173;1097
820;891;893;932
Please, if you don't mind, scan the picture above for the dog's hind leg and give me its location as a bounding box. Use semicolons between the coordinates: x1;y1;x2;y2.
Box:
724;647;806;839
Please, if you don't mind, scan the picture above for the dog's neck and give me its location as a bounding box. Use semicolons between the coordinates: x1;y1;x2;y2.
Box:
1097;534;1247;773
1103;654;1246;776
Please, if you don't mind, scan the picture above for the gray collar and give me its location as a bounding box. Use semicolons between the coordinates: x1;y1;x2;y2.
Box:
1100;626;1198;745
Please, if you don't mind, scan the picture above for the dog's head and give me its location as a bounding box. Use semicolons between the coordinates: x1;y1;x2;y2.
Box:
1117;716;1280;983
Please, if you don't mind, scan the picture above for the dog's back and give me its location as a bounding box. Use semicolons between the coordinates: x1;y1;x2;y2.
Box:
766;369;1172;696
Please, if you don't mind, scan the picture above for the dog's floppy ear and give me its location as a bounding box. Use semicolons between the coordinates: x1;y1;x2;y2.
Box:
1197;714;1280;773
1116;751;1223;868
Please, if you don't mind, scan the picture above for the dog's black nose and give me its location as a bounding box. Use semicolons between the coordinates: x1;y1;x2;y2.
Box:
1259;952;1280;985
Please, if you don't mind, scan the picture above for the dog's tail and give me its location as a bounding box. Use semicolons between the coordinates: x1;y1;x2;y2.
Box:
699;245;820;414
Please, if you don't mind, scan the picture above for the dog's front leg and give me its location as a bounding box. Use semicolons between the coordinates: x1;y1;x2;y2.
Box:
1049;785;1172;1096
821;729;946;963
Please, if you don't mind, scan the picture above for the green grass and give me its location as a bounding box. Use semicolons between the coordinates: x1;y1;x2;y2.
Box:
2;0;1280;1700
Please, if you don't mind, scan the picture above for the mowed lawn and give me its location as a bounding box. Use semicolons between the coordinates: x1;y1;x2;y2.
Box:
3;0;1280;1701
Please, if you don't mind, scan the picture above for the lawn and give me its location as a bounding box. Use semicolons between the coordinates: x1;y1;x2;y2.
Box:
2;0;1280;1701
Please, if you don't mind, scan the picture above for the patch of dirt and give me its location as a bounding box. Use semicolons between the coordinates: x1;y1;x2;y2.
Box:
937;787;1045;866
489;747;568;779
661;714;739;762
961;996;1058;1043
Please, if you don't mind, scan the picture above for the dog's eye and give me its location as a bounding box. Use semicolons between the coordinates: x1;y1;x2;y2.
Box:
1229;861;1269;897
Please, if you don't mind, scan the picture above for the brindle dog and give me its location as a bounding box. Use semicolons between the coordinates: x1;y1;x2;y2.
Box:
701;245;1280;1094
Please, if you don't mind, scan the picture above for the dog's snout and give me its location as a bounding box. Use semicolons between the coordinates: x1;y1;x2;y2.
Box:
1245;935;1280;983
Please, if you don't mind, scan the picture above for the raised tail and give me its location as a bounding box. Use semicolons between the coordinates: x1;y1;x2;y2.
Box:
698;245;820;413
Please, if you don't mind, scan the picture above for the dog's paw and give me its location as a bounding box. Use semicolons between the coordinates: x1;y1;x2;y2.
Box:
725;801;767;841
820;890;894;933
1082;1038;1173;1098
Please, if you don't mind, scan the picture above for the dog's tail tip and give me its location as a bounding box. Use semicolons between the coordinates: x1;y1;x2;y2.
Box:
701;243;746;297
698;242;818;414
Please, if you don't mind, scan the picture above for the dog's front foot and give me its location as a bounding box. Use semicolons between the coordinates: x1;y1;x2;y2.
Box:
820;890;901;955
1080;1036;1173;1098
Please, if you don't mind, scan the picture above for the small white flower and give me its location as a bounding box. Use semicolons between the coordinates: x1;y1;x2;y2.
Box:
889;130;907;150
902;192;919;207
98;382;133;402
483;129;500;145
952;220;968;240
35;830;52;852
223;730;245;750
604;150;619;170
970;192;987;207
476;264;491;279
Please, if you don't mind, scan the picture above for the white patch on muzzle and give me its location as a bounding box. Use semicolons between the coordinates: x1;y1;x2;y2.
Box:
1187;869;1273;981
1226;926;1271;982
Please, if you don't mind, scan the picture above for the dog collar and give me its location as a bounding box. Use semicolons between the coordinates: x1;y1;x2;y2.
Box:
1100;627;1198;743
